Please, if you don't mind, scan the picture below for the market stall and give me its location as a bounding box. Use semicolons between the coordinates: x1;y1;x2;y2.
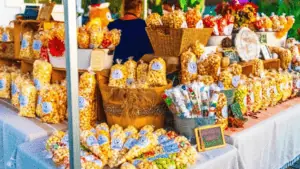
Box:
0;0;300;169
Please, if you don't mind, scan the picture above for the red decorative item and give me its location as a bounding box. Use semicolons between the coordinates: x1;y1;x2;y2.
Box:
101;39;112;49
217;17;228;35
254;19;263;30
48;37;65;57
203;15;216;28
40;46;49;62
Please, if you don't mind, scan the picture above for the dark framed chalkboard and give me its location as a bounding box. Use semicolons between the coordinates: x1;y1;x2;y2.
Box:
194;125;226;152
223;49;240;64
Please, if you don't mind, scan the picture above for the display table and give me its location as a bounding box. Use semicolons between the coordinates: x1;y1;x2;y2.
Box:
225;98;300;169
0;99;67;169
16;137;58;169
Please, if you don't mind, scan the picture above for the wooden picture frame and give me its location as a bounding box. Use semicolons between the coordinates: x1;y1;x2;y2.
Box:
194;124;226;152
37;2;55;21
261;45;272;60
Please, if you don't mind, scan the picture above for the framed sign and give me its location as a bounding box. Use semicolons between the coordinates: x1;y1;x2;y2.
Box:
37;2;55;21
230;103;244;120
194;125;226;152
223;50;240;64
261;45;272;60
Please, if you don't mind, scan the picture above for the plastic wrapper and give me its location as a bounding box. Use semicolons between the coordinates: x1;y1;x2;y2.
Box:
45;131;66;152
79;72;97;130
20;30;34;59
0;71;11;99
89;28;103;49
279;13;287;30
1;27;13;42
110;29;121;47
109;59;128;88
186;8;202;28
181;50;197;84
80;130;107;164
275;72;284;103
58;80;67;120
216;93;228;130
32;32;42;59
197;59;209;75
203;15;216;28
235;81;248;114
11;72;22;108
146;13;162;28
292;72;300;97
252;59;264;77
191;41;205;59
261;13;273;32
252;79;262;112
52;146;69;167
174;146;197;168
139;125;155;136
39;84;61;124
269;77;279;106
125;57;137;87
108;125;126;168
197;75;214;86
78;26;90;49
229;63;242;76
168;11;186;29
219;70;233;89
270;13;281;32
261;78;271;109
136;60;148;87
101;29;113;49
282;72;292;101
208;54;221;81
254;14;264;31
19;82;37;117
147;57;167;87
95;123;112;159
33;60;52;91
40;30;51;47
245;79;255;113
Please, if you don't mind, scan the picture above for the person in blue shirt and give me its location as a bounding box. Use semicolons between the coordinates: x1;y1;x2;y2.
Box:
108;0;153;62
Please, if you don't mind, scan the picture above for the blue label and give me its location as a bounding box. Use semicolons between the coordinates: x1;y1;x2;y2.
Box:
123;138;137;149
19;95;28;107
161;139;175;147
110;129;116;136
218;81;224;90
139;130;147;135
187;62;197;74
137;136;149;148
232;76;240;88
0;79;6;90
111;138;123;150
86;136;98;147
90;128;96;134
97;135;108;146
2;33;8;42
11;83;18;95
151;62;162;71
21;39;28;49
37;96;42;105
42;102;53;114
34;79;41;90
126;78;134;85
78;96;86;110
125;131;132;137
33;40;42;51
148;154;169;161
162;144;180;153
158;135;168;144
133;160;142;166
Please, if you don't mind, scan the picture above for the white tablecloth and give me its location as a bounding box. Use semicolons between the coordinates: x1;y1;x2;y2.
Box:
226;103;300;169
191;144;242;169
0;100;67;169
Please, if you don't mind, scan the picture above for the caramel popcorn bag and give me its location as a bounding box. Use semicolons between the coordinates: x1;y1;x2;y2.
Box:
219;70;233;89
109;59;128;88
146;13;162;28
19;82;37;118
33;60;52;91
181;50;198;84
11;73;23;108
136;60;149;87
20;30;34;59
78;26;90;49
124;57;137;87
147;57;167;87
32;32;42;59
0;70;11;99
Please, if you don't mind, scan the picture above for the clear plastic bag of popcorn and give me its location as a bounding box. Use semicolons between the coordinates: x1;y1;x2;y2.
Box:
45;130;66;152
80;130;108;164
52;146;69;167
270;13;281;32
33;60;52;91
253;78;262;112
19;82;37;118
109;59;128;88
78;26;90;49
186;8;202;28
32;32;42;59
137;60;148;86
146;13;162;28
269;77;279;106
252;59;264;77
197;59;209;75
234;81;248;114
95;123;111;159
216;93;228;130
20;30;34;59
261;78;271;109
208;54;221;81
245;79;255;113
275;72;284;103
39;84;61;124
108;126;126;168
181;50;197;84
110;29;121;47
197;75;214;86
229;63;242;76
89;28;103;49
279;48;292;70
79;72;97;130
11;73;22;108
169;11;186;29
1;27;14;42
59;80;67;120
147;57;167;87
124;57;137;87
120;162;136;169
191;41;205;59
219;70;233;89
0;71;11;99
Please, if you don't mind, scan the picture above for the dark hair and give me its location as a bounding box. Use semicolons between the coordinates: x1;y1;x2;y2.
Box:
124;0;142;12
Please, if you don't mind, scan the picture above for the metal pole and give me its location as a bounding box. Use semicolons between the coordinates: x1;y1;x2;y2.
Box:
63;0;81;168
143;0;148;20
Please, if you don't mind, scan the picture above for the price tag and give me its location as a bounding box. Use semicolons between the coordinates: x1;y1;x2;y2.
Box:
86;136;98;147
42;102;53;114
78;96;87;110
151;62;162;71
232;76;240;88
111;69;123;79
111;138;123;150
188;62;197;74
97;135;108;146
0;79;6;90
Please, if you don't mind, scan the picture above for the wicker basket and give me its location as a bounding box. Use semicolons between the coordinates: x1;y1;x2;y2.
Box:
97;71;172;129
146;28;213;57
174;116;215;144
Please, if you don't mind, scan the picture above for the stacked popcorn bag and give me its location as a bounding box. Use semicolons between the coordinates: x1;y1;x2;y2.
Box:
46;124;198;169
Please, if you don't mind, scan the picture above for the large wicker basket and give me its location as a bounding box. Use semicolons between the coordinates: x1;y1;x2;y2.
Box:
146;28;213;57
97;71;172;129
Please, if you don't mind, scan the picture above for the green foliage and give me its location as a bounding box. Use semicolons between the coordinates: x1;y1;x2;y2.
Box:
258;0;300;40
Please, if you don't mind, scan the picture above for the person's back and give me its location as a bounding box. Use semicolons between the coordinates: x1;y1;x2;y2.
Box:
108;0;153;62
108;18;153;61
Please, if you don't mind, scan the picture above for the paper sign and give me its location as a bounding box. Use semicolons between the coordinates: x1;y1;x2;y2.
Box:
230;103;244;120
223;50;240;64
195;125;226;152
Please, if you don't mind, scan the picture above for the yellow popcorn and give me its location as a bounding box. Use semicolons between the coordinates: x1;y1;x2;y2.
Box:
78;26;90;49
109;59;128;88
52;147;69;167
19;82;37;118
108;126;126;168
235;81;248;114
252;59;264;77
121;162;137;169
33;60;52;91
229;63;242;76
146;13;162;28
11;73;22;108
46;131;66;151
191;41;205;59
147;57;167;87
208;54;221;81
197;75;214;86
32;32;42;59
20;31;34;59
219;70;233;89
89;28;103;49
95;123;112;159
124;57;137;87
261;78;271;109
0;71;11;99
181;50;198;84
253;78;262;112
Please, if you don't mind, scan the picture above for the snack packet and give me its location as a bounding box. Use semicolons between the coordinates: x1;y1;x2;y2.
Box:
78;26;90;49
147;57;167;87
181;50;197;84
0;70;11;99
20;30;34;59
125;57;137;87
19;82;37;117
109;59;128;88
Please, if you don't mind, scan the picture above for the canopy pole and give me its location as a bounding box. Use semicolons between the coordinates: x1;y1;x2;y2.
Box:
63;0;81;168
143;0;148;20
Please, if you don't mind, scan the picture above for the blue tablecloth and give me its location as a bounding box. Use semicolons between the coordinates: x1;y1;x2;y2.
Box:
0;100;67;169
16;137;57;169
